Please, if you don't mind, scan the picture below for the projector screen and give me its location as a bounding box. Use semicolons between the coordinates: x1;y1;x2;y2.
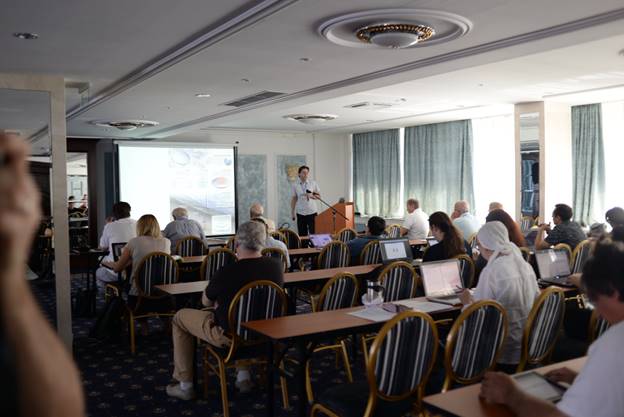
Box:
117;142;237;236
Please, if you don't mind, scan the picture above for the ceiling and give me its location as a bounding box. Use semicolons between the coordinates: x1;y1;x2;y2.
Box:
2;0;624;139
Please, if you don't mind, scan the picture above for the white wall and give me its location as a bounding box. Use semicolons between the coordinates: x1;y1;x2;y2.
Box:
169;129;350;224
543;102;573;220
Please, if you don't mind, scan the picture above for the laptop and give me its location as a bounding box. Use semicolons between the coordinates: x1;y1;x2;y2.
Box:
421;259;464;305
536;249;575;287
379;238;413;264
309;233;333;248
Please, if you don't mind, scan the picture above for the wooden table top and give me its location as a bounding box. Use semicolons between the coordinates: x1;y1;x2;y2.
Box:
155;281;206;295
289;247;322;256
284;264;379;284
243;296;457;340
423;357;587;417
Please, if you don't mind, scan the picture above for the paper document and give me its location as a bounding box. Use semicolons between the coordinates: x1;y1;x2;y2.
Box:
395;299;451;313
348;307;396;322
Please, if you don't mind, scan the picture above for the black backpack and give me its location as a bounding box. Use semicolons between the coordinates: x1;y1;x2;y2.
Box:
89;296;125;341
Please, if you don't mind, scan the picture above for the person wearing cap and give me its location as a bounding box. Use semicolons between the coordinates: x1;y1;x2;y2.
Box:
459;221;539;373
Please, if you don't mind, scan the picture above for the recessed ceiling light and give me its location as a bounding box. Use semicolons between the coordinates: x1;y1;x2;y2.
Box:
284;114;338;125
241;78;250;83
299;57;310;62
195;93;211;98
13;32;39;40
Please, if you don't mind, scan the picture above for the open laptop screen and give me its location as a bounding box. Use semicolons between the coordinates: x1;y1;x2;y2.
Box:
309;234;333;248
420;259;462;296
536;249;571;279
379;239;412;263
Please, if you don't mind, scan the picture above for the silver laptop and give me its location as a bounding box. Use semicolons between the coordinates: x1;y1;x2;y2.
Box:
421;259;464;305
309;234;332;248
379;238;413;264
536;249;574;287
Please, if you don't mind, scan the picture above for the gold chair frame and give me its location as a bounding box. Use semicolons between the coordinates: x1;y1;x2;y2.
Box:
311;311;439;417
516;287;565;372
335;227;358;243
442;300;508;391
317;240;350;269
454;254;476;288
261;247;288;272
203;280;288;417
359;240;381;265
199;248;237;282
570;239;593;273
128;251;179;354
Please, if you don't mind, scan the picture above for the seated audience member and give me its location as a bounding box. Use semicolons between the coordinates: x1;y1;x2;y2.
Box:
251;217;290;269
103;214;170;296
67;195;85;216
489;201;504;212
605;206;624;229
95;201;137;287
474;209;527;281
347;216;386;265
400;198;428;240
163;207;206;252
480;238;624;417
535;204;586;250
459;222;539;372
249;202;276;232
0;133;84;416
451;200;481;239
166;221;284;399
423;212;470;262
588;223;607;239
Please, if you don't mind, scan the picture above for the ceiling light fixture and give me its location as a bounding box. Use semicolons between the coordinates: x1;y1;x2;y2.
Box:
13;32;39;40
91;120;159;131
195;93;211;98
299;57;310;62
284;114;338;125
356;23;434;48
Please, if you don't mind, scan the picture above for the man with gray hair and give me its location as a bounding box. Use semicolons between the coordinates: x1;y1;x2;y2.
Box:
163;207;206;252
451;200;481;239
166;221;284;400
249;202;276;232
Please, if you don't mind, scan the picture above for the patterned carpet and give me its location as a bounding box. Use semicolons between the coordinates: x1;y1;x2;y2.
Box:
31;277;358;417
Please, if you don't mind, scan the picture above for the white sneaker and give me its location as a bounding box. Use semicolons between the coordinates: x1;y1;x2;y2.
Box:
235;378;254;393
166;383;195;400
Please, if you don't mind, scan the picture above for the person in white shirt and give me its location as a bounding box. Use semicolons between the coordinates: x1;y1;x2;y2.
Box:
290;165;320;236
400;198;428;240
459;221;539;370
479;237;624;417
451;200;481;239
95;202;137;287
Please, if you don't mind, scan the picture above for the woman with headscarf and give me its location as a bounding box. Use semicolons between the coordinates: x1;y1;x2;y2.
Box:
458;221;539;373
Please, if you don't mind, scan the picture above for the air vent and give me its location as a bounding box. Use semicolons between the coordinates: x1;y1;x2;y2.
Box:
284;114;338;125
91;120;159;131
344;102;394;110
223;91;285;107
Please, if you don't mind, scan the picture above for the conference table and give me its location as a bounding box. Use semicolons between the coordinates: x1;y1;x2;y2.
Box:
243;297;460;417
423;356;587;417
155;264;381;295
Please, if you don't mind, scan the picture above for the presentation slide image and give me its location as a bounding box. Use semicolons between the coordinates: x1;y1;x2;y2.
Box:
119;145;236;235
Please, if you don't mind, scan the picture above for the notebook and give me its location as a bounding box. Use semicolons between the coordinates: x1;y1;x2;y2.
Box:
512;372;567;402
421;259;464;305
308;234;333;248
536;249;575;287
379;238;413;264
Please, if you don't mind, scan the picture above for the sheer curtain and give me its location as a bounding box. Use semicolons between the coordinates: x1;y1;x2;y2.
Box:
571;104;605;225
352;129;400;217
602;101;624;214
472;115;515;221
404;120;475;215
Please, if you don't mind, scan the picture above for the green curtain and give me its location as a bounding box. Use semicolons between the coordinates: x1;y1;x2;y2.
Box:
404;120;475;215
572;103;605;225
352;129;400;217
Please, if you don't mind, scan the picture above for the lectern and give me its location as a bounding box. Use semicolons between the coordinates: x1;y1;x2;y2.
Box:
314;202;355;234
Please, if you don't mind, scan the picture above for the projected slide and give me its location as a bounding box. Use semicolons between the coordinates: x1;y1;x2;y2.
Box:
118;144;236;235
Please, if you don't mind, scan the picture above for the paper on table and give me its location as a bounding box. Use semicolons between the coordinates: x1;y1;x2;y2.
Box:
394;299;451;313
347;307;396;322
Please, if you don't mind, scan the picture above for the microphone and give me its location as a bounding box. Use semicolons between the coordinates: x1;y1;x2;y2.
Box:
306;189;319;196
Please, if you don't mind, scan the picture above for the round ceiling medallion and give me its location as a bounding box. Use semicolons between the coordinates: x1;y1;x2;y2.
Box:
319;9;472;49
